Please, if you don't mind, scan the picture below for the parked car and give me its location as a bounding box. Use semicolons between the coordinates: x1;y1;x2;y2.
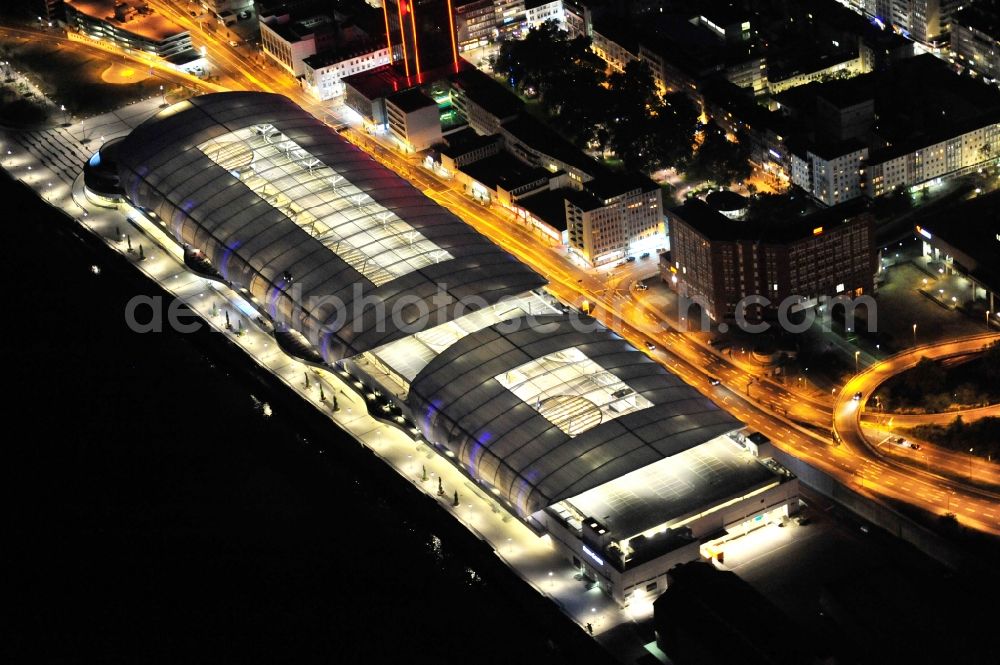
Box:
640;252;651;259
626;256;637;263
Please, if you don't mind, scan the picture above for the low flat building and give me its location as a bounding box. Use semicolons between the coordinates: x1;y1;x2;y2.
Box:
511;187;571;243
665;197;876;322
914;191;1000;316
435;127;503;173
386;88;443;152
543;434;798;605
499;114;602;184
64;0;194;60
456;151;566;205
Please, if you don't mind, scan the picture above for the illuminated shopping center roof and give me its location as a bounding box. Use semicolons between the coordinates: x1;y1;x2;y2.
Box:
109;92;745;527
408;315;741;516
115;92;543;360
551;434;779;546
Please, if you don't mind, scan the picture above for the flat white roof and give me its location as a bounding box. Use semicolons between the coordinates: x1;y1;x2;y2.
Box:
554;435;779;541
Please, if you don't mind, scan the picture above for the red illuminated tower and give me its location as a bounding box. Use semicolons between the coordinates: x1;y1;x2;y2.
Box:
382;0;459;81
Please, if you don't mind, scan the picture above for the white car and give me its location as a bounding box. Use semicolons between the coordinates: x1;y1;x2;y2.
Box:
229;40;240;47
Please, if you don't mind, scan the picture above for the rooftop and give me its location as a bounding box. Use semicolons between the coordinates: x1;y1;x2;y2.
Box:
585;172;659;202
450;69;523;120
459;152;554;192
438;127;502;158
66;0;187;41
302;39;387;70
343;65;411;100
917;191;1000;293
558;435;778;542
516;188;572;232
387;87;438;113
671;196;870;244
500;114;606;177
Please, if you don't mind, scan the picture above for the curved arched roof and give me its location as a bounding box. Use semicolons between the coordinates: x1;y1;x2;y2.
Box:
407;315;741;516
115;92;543;360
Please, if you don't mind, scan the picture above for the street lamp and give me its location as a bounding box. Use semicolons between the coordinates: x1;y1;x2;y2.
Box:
987;311;992;329
912;323;917;346
854;350;860;375
969;447;974;483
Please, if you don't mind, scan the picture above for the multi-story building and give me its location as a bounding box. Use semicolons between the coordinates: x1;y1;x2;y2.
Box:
889;0;960;45
866;120;1000;195
591;24;638;73
790;142;869;206
454;0;497;51
665;198;876;322
562;0;591;38
951;2;1000;82
449;68;522;134
494;0;527;40
259;12;337;76
302;41;390;100
63;0;194;60
565;174;665;266
524;0;565;30
386;88;444;151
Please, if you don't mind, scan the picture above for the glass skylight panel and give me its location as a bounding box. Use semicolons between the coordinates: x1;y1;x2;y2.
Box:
495;347;653;437
198;125;452;286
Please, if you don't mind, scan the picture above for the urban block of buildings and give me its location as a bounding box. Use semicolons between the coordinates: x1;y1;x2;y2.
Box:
775;55;1000;204
340;64;668;266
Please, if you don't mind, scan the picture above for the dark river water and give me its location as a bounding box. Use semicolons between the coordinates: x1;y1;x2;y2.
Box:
5;171;611;664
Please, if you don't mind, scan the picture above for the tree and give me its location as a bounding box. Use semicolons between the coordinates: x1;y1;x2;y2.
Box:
604;63;698;172
685;127;753;185
437;477;444;496
138;244;145;261
304;371;310;388
421;464;428;482
319;384;326;402
452;490;460;507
